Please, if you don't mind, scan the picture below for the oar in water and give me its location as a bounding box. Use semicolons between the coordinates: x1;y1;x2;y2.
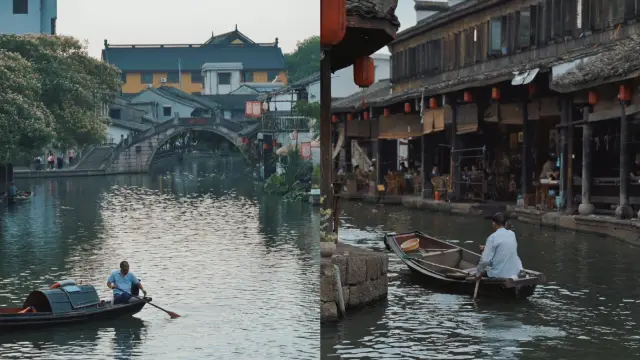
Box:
473;277;480;301
115;286;180;319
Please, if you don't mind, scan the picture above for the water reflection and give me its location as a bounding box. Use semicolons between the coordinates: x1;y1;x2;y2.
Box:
322;202;640;359
0;158;319;360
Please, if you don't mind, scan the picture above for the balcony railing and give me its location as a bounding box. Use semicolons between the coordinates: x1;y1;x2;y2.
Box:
261;115;311;132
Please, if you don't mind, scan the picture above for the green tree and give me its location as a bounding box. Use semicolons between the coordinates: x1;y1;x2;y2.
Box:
293;100;320;137
0;50;55;162
0;34;122;149
285;36;320;83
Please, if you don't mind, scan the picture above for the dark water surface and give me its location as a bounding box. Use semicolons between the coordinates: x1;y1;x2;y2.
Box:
322;202;640;360
0;158;319;360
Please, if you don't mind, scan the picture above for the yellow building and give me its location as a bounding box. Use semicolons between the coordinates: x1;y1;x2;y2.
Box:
102;28;288;96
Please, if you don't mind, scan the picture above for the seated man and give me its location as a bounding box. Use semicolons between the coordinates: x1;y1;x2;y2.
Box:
7;182;17;204
107;261;147;304
475;213;523;279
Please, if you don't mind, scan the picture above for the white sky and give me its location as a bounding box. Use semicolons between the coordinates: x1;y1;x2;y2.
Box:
57;0;320;58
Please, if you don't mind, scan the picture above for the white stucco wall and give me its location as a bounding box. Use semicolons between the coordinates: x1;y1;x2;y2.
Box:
307;81;320;103
108;125;133;145
0;0;57;35
130;90;196;122
202;63;243;95
330;54;390;98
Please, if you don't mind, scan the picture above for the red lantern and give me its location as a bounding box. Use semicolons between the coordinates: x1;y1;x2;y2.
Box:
463;91;472;102
347;113;353;121
383;108;390;117
263;143;270;150
588;91;598;105
429;98;437;109
320;0;346;46
242;137;249;145
363;111;370;121
404;102;411;113
273;140;278;147
528;83;536;97
619;84;632;102
331;115;338;123
354;57;375;88
492;87;501;101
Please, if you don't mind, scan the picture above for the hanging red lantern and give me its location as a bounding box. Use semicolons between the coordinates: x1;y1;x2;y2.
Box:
463;91;472;102
492;87;501;101
273;140;278;147
354;56;375;88
320;0;346;46
263;143;270;150
404;102;411;113
528;83;536;97
347;113;353;121
363;111;370;121
331;115;338;123
429;98;437;109
619;84;632;102
383;108;390;117
588;91;598;105
242;137;249;145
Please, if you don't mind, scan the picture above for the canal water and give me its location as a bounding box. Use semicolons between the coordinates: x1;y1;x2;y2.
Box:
0;158;319;360
322;202;640;360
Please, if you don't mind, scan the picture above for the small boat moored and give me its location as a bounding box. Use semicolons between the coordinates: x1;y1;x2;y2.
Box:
0;280;148;331
384;231;547;299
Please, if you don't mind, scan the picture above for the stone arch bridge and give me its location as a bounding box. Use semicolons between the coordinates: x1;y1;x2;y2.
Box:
107;116;260;173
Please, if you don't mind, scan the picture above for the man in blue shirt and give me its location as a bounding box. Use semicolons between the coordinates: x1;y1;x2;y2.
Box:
7;182;18;204
476;213;523;279
107;261;147;304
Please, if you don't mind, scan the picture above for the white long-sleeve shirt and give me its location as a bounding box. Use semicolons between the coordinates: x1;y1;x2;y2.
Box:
477;227;523;278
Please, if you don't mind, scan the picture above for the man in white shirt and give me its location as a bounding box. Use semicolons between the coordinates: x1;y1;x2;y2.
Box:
476;213;523;279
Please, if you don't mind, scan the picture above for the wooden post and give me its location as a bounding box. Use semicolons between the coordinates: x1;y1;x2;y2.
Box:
320;48;334;230
616;100;633;219
559;96;570;212
521;99;530;198
450;100;459;200
578;107;595;215
420;134;426;198
345;120;352;173
566;99;574;214
373;139;380;187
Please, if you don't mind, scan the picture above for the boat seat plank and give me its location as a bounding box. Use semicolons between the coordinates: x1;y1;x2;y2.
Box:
420;248;461;257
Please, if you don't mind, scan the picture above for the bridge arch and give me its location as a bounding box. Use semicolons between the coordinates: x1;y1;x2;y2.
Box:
146;126;250;166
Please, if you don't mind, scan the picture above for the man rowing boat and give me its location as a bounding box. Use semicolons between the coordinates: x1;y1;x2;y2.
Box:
473;212;523;279
107;261;147;304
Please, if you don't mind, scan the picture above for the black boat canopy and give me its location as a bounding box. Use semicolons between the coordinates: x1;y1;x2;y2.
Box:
24;285;100;313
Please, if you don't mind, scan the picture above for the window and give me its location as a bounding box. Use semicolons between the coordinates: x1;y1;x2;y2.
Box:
530;5;539;45
191;72;203;83
218;72;231;85
267;71;279;82
13;0;27;14
141;73;153;84
109;109;121;120
51;18;57;35
518;9;532;48
167;72;179;83
121;72;127;83
243;71;254;82
163;105;172;117
552;0;562;38
489;17;502;55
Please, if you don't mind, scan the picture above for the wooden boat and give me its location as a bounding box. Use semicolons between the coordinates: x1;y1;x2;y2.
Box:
0;282;147;331
384;231;546;299
14;191;33;202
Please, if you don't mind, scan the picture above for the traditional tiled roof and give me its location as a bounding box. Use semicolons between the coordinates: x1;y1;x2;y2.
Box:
201;94;259;111
347;0;400;26
150;86;221;110
102;32;285;72
552;35;640;91
332;79;392;112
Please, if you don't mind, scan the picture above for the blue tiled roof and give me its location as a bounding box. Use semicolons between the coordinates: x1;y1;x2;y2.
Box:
103;44;286;72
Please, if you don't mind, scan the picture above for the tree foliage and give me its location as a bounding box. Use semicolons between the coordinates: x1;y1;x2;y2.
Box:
293;100;320;137
284;36;320;84
0;50;54;161
0;34;122;151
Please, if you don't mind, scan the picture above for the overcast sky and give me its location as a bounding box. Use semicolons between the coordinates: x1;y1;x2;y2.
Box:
57;0;321;58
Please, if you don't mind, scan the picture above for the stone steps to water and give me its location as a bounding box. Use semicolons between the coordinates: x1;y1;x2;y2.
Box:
74;146;113;170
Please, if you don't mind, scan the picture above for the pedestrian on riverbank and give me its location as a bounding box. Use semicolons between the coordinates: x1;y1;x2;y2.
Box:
68;149;76;166
47;152;55;170
56;153;63;169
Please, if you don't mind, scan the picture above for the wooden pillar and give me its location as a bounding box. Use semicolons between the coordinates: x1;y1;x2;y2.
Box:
320;48;334;230
450;100;459;200
373;139;380;187
566;100;574;214
559;96;571;212
345;119;352;173
521;99;530;197
616;100;633;218
420;134;426;198
578;107;595;215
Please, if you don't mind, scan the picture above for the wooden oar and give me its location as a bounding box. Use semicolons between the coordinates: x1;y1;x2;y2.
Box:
115;286;180;319
473;278;480;301
413;258;470;276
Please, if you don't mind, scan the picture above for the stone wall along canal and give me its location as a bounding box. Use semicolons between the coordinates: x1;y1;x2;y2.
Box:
0;158;319;360
322;201;640;359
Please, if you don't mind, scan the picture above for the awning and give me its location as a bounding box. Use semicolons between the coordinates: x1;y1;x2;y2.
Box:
456;104;478;134
457;125;478;134
499;103;525;125
511;68;539;85
379;113;422;139
484;103;499;123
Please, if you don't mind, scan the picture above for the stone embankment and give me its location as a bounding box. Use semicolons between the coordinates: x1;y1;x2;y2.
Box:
321;242;388;323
